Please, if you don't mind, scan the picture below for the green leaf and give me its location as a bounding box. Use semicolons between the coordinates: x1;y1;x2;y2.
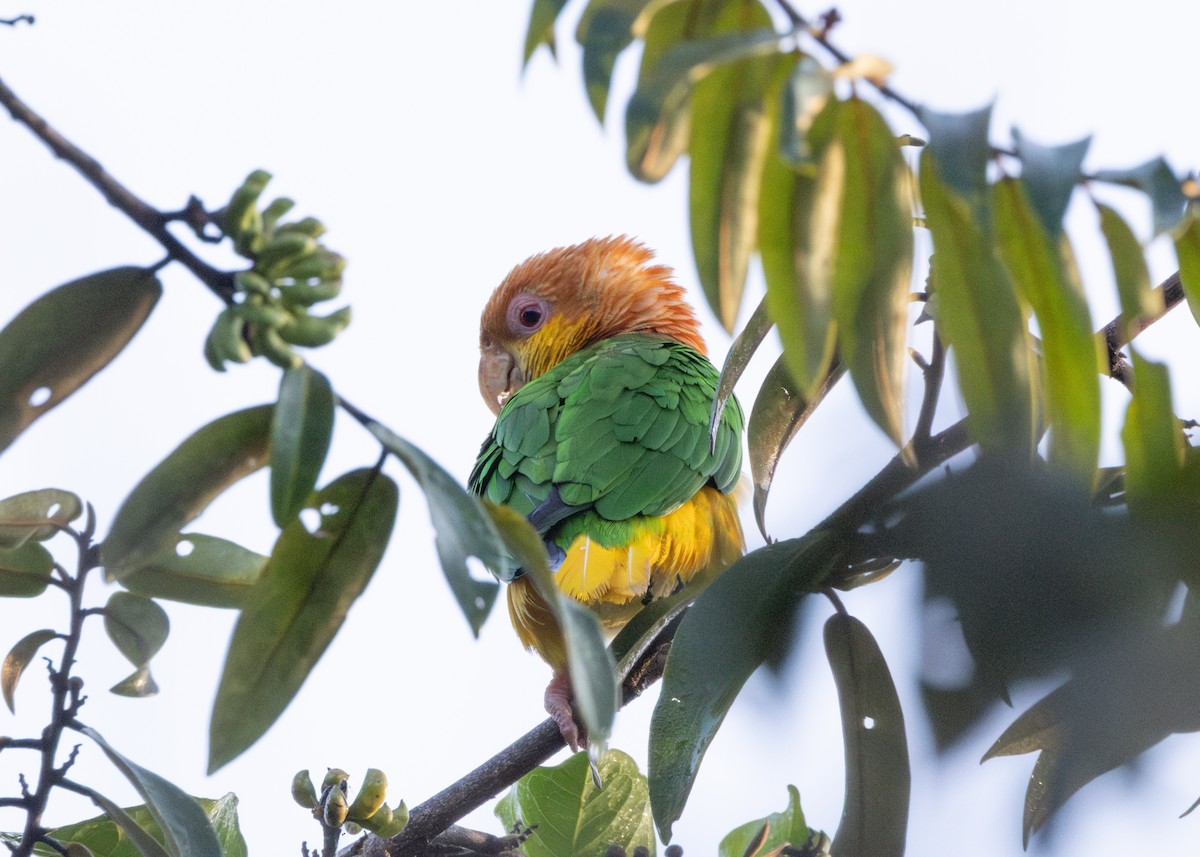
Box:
0;541;54;596
1173;207;1200;330
118;534;266;610
208;469;398;772
523;0;570;66
919;155;1036;455
81;726;224;857
102;406;273;578
0;488;83;548
576;0;656;122
61;787;172;857
824;613;909;857
993;177;1101;483
649;534;838;841
1012;129;1090;239
495;750;655;857
110;664;159;698
1121;353;1185;518
827;98;914;448
270;365;334;527
0;267;161;457
1096;201;1160;343
368;422;502;635
689;2;783;331
104;592;170;668
747;356;844;541
1093;156;1187;235
2;628;56;712
916;104;993;206
709;294;772;450
486;503;617;746
627;24;780;184
718;785;811;857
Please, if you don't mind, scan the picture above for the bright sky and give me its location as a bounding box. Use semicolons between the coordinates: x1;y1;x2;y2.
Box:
2;2;1199;855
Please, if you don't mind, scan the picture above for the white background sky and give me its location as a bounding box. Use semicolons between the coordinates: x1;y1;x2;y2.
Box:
1;2;1199;855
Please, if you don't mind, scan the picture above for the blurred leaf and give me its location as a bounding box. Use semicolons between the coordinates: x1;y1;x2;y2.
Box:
576;0;656;121
102;406;273;578
523;0;570;65
993;177;1100;483
110;664;159;698
649;534;837;841
104;592;169;668
2;627;56;712
916;104;992;206
624;1;694;182
0;267;161;457
270;365;334;528
825;613;909;857
777;54;832;166
495;750;654;857
1173;207;1200;330
689;2;782;331
1096;201;1160;343
0;541;54;596
81;726;224;857
1121;353;1188;521
119;534;266;610
0;488;83;548
369;422;502;635
627;23;780;184
487;503;617;746
718;784;810;857
1012;129;1090;239
919;155;1036;455
827;97;914;449
208;469;398;772
1093;156;1187;235
61;788;171;857
747;356;844;541
919;678;1004;752
710;295;772;449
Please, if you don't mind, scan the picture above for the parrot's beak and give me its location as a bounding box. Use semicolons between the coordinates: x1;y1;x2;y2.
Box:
479;343;527;416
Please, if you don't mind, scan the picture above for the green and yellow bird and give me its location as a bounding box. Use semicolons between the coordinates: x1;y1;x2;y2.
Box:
469;236;745;749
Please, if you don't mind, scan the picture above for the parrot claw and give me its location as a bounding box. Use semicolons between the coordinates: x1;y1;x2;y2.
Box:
545;671;585;752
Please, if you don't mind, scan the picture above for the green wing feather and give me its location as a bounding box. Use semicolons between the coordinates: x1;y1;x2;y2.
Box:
468;333;743;533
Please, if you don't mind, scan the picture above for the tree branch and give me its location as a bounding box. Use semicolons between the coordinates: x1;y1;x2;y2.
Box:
0;75;236;302
1099;269;1185;387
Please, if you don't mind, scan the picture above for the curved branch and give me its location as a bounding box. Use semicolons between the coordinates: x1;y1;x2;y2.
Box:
0;75;235;303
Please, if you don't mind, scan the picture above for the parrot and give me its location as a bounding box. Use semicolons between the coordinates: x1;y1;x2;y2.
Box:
468;236;745;750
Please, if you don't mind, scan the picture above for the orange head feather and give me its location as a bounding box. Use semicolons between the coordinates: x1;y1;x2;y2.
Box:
478;236;706;414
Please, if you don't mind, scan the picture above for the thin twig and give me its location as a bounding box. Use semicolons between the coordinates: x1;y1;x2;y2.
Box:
0;75;236;303
1099;270;1185;388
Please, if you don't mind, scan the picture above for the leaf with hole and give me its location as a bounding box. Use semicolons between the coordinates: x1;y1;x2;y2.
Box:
118;534;266;610
2;627;56;713
0;267;161;457
649;535;837;841
81;726;225;857
369;421;502;634
0;488;82;548
102;406;272;578
208;469;398;772
270;364;334;527
486;503;617;746
494;750;654;857
825;612;909;857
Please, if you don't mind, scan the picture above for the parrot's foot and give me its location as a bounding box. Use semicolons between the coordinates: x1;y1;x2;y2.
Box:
545;671;585;751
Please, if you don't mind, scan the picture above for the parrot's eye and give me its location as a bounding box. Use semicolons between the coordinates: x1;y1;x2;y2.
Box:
506;294;549;335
